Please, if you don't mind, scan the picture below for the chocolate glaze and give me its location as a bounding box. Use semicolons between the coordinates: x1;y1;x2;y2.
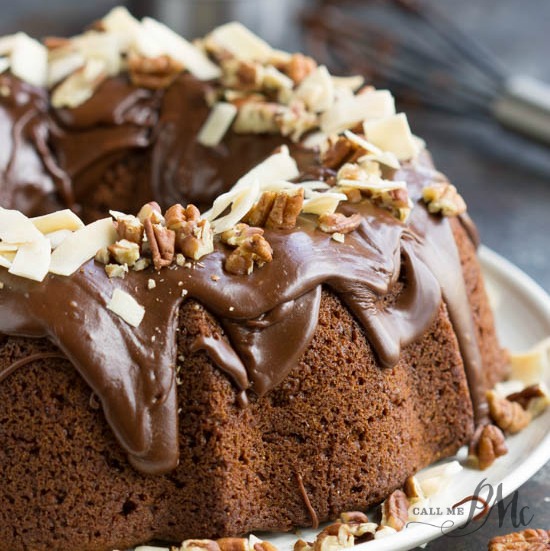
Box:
0;70;488;474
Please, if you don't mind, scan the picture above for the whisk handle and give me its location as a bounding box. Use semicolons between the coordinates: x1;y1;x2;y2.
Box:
493;76;550;145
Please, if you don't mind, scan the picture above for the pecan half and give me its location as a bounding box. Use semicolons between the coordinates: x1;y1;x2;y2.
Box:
507;384;546;410
339;511;369;524
422;182;466;216
469;424;508;470
221;223;273;275
293;540;312;551
144;218;176;271
381;489;409;532
128;52;183;89
217;538;250;551
244;189;304;230
253;542;279;551
318;212;362;234
137;201;164;225
166;203;214;261
489;528;550;551
487;390;532;434
322;136;356;170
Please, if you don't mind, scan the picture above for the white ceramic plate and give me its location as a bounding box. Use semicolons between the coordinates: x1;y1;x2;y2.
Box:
263;246;550;551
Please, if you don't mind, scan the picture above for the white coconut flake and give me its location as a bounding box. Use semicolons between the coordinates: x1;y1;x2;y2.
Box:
294;65;334;113
31;209;85;234
363;113;420;161
140;17;221;81
321;89;396;135
0;57;10;75
331;75;365;91
302;191;347;216
49;218;117;276
209;180;260;234
416;460;463;498
197;102;238;147
47;52;85;88
9;235;51;282
0;207;46;244
45;229;73;250
208;21;272;62
102;6;141;50
107;288;145;328
73;31;122;77
10;32;48;87
0;35;16;57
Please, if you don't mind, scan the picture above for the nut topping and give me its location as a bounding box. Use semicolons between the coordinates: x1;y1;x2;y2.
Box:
216;538;250;551
318;212;362;234
422;182;467;216
244;188;304;230
469;424;508;470
144;218;176;271
506;384;547;410
487;390;532;434
137;201;165;225
488;528;550;551
114;214;144;245
283;53;317;84
128;52;183;89
166;203;214;260
221;223;273;275
108;239;140;267
339;511;369;524
179;540;222;551
380;489;409;532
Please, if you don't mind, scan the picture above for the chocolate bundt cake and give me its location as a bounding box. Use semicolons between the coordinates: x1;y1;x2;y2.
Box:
0;8;509;551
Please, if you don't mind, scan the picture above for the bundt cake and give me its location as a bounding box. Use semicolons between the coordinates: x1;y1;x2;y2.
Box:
0;8;509;551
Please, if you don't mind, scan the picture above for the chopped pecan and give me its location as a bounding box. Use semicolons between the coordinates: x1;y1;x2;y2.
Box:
284;53;317;84
108;239;141;267
43;36;73;50
487;390;532;434
275;100;318;142
166;203;214;260
221;223;273;275
222;59;264;91
488;528;550;551
404;475;424;501
233;101;282;134
216;538;249;551
422;182;466;216
293;540;312;551
318;212;362;234
381;489;409;532
339;511;369;524
128;52;183;89
144;218;176;271
114;214;144;245
179;540;222;551
507;384;546;410
137;201;165;225
105;263;128;279
322;136;356;170
253;542;279;551
469;424;508;470
367;187;412;222
341;187;362;204
95;247;111;265
244;189;304;230
313;527;354;551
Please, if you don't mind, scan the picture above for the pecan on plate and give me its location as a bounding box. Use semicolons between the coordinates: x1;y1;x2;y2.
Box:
380;489;409;532
487;390;532;434
507;384;547;410
244;189;304;230
318;212;362;234
469;424;508;470
221;223;273;275
217;538;250;551
179;540;222;551
128;52;183;89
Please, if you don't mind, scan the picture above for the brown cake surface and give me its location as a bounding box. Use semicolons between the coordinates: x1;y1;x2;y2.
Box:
0;10;509;551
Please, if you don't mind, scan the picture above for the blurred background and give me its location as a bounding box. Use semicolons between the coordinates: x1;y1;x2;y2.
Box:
1;1;548;547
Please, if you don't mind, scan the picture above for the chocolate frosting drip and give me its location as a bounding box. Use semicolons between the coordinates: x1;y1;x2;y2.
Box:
0;70;489;473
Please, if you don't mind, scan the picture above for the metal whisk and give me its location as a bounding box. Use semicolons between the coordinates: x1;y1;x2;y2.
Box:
302;0;550;145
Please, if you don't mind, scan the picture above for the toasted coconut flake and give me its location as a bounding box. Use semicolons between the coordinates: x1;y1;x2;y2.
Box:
140;17;221;81
51;58;108;109
31;209;85;234
10;32;48;87
363;113;420;161
49;218;117;276
9;236;51;282
197;102;238;147
107;288;145;328
321;89;396;135
207;22;272;62
294;65;334;113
